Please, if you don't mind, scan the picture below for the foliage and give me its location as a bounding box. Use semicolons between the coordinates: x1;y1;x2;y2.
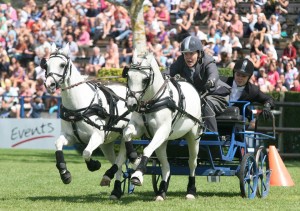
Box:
282;92;300;153
98;68;233;83
0;149;299;210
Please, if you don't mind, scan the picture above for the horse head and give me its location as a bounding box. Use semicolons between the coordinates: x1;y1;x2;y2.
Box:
124;49;162;112
43;43;72;94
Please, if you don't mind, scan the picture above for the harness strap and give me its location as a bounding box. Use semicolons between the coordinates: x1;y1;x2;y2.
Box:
71;121;85;144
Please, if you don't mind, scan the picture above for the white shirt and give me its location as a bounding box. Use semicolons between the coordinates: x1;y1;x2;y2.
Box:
230;81;245;102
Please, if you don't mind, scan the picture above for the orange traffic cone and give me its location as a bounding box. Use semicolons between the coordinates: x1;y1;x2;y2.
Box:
269;145;295;186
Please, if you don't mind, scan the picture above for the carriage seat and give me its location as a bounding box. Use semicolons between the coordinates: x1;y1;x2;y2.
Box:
216;106;244;124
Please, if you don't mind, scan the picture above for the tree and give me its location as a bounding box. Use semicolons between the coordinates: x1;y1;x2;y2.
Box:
107;0;147;54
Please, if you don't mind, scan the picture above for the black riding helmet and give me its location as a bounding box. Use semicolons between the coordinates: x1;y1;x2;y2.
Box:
233;59;254;77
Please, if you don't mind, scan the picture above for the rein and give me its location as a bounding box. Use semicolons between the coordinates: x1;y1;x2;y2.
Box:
61;76;123;92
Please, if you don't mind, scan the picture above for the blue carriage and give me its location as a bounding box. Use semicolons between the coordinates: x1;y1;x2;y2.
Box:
121;101;276;199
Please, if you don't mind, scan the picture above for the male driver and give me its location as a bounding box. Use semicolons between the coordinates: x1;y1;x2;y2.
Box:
169;36;231;133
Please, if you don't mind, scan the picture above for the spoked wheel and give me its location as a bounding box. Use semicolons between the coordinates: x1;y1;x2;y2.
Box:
151;159;171;193
239;152;259;199
255;146;270;198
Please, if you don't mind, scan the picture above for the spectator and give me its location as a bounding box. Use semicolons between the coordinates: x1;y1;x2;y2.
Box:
84;0;100;28
109;13;128;39
228;30;242;61
9;59;25;88
85;46;105;76
174;12;191;42
281;40;297;65
290;79;300;92
206;38;219;61
207;8;220;31
153;43;168;68
219;36;232;58
258;72;274;93
190;25;207;41
106;37;119;66
229;13;244;38
34;34;51;58
92;13;109;42
27;93;45;118
197;0;212;23
267;62;280;87
76;25;92;57
105;47;119;68
279;73;290;90
120;37;133;66
249;14;268;45
216;52;235;69
275;79;288;92
1;78;19;118
47;24;63;48
284;62;298;89
155;2;170;27
62;35;79;62
25;61;37;90
266;14;281;44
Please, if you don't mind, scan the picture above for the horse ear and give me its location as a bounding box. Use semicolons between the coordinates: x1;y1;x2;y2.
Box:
62;43;70;57
51;43;56;53
146;51;153;63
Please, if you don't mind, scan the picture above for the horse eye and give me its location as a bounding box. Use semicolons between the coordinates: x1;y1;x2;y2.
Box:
142;78;150;85
60;63;66;68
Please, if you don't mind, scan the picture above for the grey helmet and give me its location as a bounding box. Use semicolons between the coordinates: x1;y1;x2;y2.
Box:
180;36;203;53
233;59;254;76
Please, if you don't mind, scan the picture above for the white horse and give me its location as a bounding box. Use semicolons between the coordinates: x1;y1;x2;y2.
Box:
102;50;203;200
43;43;133;199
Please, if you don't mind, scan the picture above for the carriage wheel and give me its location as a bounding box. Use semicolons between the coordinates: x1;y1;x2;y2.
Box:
151;159;171;193
255;146;270;198
239;153;258;199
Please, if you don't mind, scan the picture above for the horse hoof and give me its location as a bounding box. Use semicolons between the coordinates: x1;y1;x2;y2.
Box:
186;194;196;200
60;170;72;184
155;195;165;201
131;177;142;186
109;195;119;200
100;175;111;187
86;159;101;172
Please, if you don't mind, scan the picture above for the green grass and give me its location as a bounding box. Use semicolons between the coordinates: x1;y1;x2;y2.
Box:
0;149;299;211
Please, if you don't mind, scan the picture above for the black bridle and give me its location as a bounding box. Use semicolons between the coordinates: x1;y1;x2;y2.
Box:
42;52;72;90
125;63;154;106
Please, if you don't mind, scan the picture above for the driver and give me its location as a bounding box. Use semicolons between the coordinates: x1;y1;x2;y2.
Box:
168;36;231;133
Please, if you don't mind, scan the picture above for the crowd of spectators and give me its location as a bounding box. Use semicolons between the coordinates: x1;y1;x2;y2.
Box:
0;0;300;118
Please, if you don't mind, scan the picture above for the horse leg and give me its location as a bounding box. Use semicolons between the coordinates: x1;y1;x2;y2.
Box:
153;142;170;201
131;126;170;186
83;130;103;172
100;141;125;200
185;130;200;200
55;135;72;184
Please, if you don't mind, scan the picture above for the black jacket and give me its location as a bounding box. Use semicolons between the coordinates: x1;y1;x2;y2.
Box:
169;54;231;96
222;76;275;118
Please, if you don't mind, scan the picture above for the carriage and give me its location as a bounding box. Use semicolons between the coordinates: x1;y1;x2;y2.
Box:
118;101;276;199
44;44;275;200
112;50;276;200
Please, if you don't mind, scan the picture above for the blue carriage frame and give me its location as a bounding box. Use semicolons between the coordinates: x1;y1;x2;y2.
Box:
120;101;275;199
